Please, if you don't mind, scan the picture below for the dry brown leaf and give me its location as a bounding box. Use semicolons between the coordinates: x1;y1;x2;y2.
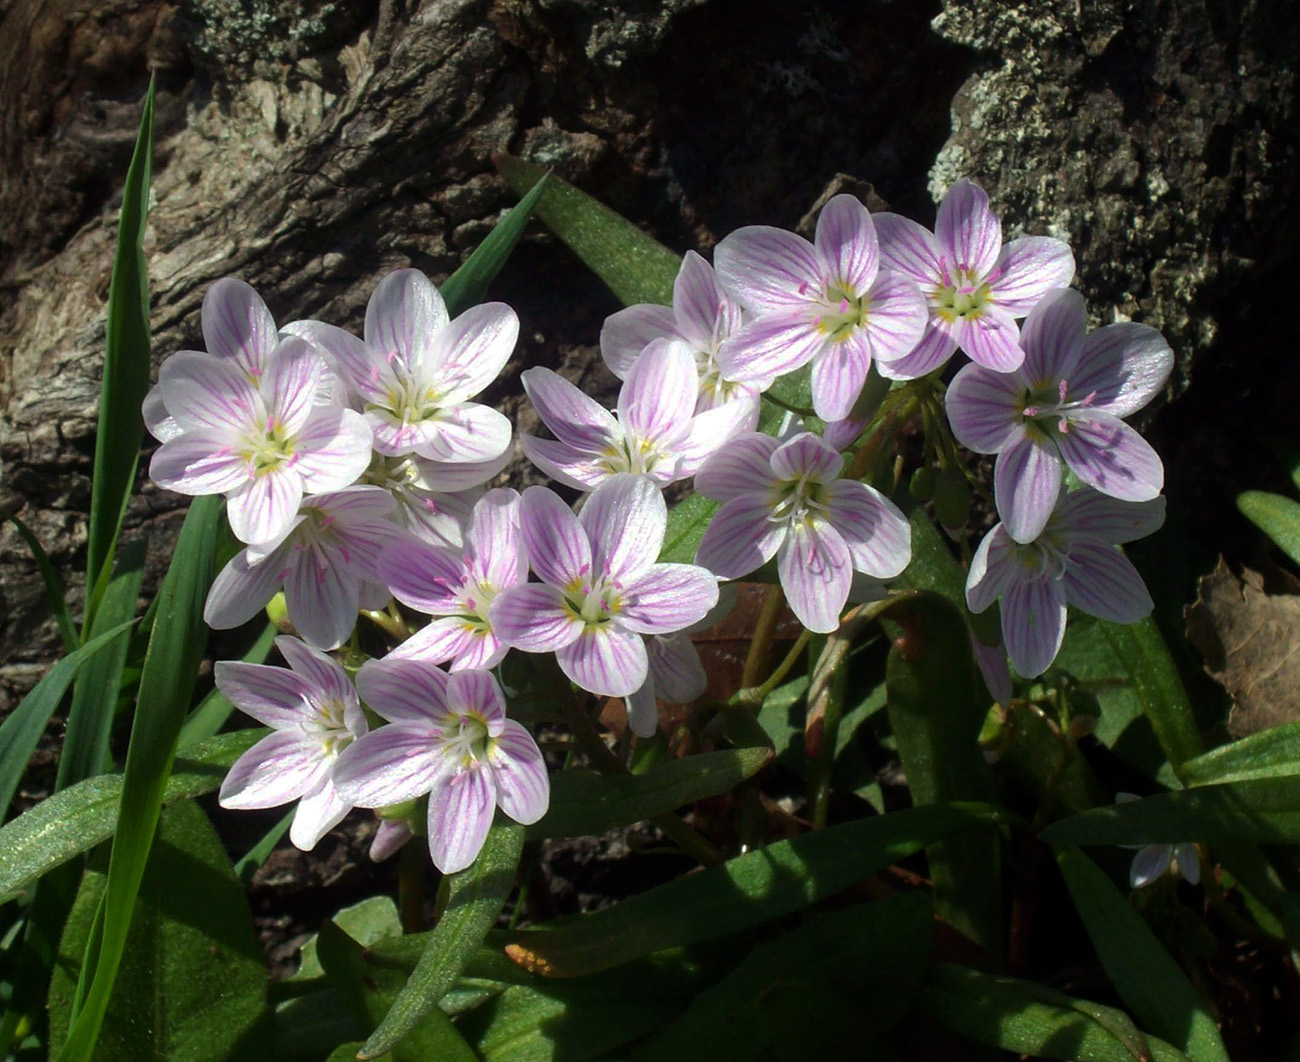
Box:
1184;557;1300;736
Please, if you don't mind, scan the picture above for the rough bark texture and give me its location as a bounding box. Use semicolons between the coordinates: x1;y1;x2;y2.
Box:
1;0;1298;713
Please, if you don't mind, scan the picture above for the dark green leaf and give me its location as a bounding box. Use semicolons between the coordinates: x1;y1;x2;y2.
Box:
0;620;136;823
1238;490;1300;568
57;495;224;1062
2;512;78;653
1181;722;1300;786
1055;847;1228;1062
1042;778;1300;845
495;155;679;306
657;492;719;566
915;962;1191;1062
85;78;155;628
503;802;1007;978
47;801;265;1061
177;621;278;749
440;174;548;316
531;748;771;839
360;820;524;1059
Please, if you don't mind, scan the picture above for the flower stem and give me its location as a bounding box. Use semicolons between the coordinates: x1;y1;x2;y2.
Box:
732;629;810;708
397;840;428;933
740;585;787;690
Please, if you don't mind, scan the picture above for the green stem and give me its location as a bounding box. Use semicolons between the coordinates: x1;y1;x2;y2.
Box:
732;629;811;707
398;841;428;933
740;586;787;689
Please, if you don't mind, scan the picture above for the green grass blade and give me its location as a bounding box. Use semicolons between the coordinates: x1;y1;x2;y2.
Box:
1238;490;1300;568
56;495;224;1062
504;803;1007;979
530;748;771;839
0;730;262;905
439;174;548;316
495;155;679;306
0;620;136;823
177;621;278;749
1055;847;1228;1062
1180;722;1300;786
84;78;155;629
2;513;79;653
57;539;146;791
360;820;524;1059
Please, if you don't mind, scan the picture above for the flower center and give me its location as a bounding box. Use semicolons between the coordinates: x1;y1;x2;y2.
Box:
459;579;499;634
767;471;831;529
241;416;297;476
367;364;447;428
933;264;992;322
816;282;870;341
308;697;353;758
1020;379;1098;436
561;572;623;629
597;432;672;477
1013;530;1071;577
443;710;492;767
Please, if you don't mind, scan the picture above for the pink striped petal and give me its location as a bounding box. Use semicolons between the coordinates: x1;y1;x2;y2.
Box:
810;333;872;423
364;269;447;372
214;660;312;729
275;635;355;709
822;416;866;451
673;251;733;347
227;471;302;547
205;544;290;630
429;302;518;402
149;432;250;495
1056;414;1164;502
265;336;325;433
620;563;719;634
619;340;698;446
447;630;508;672
410;450;512;492
770;432;843;482
410;402;513;465
491;584;582;652
945;363;1025;453
1019;288;1085;385
382;537;465;613
625;678;659;738
521;435;611;491
990;237;1075;315
283;547;360;650
874;213;942;287
600;304;679;378
694;495;785;579
468;488;526;590
1056;490;1166;544
995;432;1063;544
334;726;444;807
875;321;958;381
971;635;1013;707
290;780;352;850
522;367;621;452
1130;844;1173;889
291;407;373;493
648;633;707;703
143;385;183;444
428;766;495;873
220;731;327;809
448;669;506;732
965;525;1019;614
824;480;911;578
386;615;478;665
370;819;413;862
558;625;649;697
718;310;825;383
1071;323;1174;418
490;719;549;825
202;278;278;378
714;226;825;313
778;521;853;634
936;179;1002;276
952;305;1024;373
580;473;666;582
694;433;780;500
1063;542;1153;623
814;195;879;293
861;270;928;365
676;400;756;477
281;320;374;402
1001;576;1067;678
356;657;451;725
520;486;592;586
159;351;260;434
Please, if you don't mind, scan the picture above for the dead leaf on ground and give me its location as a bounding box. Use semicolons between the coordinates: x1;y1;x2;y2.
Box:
1184;558;1300;736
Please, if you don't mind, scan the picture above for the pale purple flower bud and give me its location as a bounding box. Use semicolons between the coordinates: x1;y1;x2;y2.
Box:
335;664;548;874
694;432;912;634
1115;794;1201;889
946;287;1173;543
217;636;367;851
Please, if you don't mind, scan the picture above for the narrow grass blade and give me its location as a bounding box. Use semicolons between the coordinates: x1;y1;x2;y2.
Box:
1181;722;1300;786
0;620;136;823
360;820;524;1059
504;803;1007;979
531;748;771;839
233;808;294;885
1238;490;1300;568
57;539;146;790
495;155;679;306
84;78;155;629
439;174;548;316
2;512;78;653
57;495;224;1062
178;621;278;749
1055;847;1229;1062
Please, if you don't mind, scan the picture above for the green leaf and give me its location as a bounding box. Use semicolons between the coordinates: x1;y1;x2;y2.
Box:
439;173;548;316
1181;722;1300;786
85;78;155;629
0;729;262;905
503;802;1007;978
177;622;278;749
57;495;224;1062
1238;490;1300;568
883;593;1001;963
58;540;146;791
634;892;932;1062
915;963;1192;1062
495;155;680;306
657;492;720;566
1042;778;1300;845
294;896;402;982
360;820;524;1059
2;512;78;653
47;801;265;1061
1055;847;1229;1062
531;748;771;839
0;620;136;823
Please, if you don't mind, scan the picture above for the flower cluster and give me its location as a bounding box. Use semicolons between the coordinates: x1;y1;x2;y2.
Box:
150;176;1171;874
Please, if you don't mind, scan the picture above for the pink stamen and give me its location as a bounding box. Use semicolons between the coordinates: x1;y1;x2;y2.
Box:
386;348;401;364
798;281;809;296
984;264;1003;284
1058;380;1069;404
340;545;352;564
422;497;439;512
1023;405;1040;417
838;298;851;314
939;260;952;287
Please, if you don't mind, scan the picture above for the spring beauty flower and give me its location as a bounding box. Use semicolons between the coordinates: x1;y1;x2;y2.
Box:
714;194;927;422
694;432;912;633
148;335;373;546
217;636;366;850
379;488;527;670
874;178;1076;378
1116;794;1201;889
945;287;1172;543
624;632;709;737
335;663;548;874
491;474;720;697
521;340;750;491
965;488;1165;677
